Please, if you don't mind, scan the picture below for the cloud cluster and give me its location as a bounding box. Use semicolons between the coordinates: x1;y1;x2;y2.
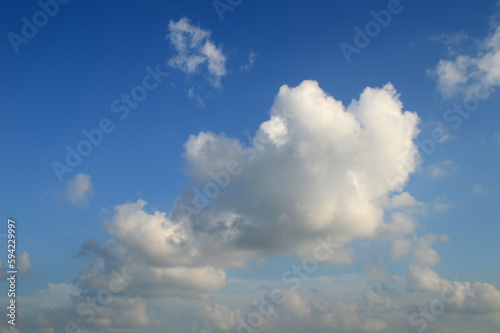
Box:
194;303;240;332
30;80;500;332
25;80;424;331
74;223;226;300
9;268;500;333
195;289;389;333
402;234;500;315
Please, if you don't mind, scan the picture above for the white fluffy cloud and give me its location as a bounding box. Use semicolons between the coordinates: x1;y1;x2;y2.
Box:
430;25;500;97
169;80;420;264
64;173;94;205
74;238;226;300
106;200;199;267
167;17;227;88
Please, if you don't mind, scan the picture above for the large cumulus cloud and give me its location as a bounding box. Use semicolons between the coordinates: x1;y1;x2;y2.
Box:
170;80;420;263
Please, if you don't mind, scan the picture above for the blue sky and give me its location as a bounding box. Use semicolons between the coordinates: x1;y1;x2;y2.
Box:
1;0;500;332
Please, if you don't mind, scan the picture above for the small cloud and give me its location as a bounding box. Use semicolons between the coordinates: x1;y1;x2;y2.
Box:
440;234;450;242
495;132;500;143
432;196;454;213
427;160;456;178
428;24;500;98
18;250;33;274
240;51;256;73
64;173;94;206
380;192;424;210
472;183;488;194
167;17;227;88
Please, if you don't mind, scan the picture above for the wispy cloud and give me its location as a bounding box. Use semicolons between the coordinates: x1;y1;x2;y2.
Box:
167;17;227;88
240;51;256;73
187;87;205;107
429;31;469;56
472;183;488;194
